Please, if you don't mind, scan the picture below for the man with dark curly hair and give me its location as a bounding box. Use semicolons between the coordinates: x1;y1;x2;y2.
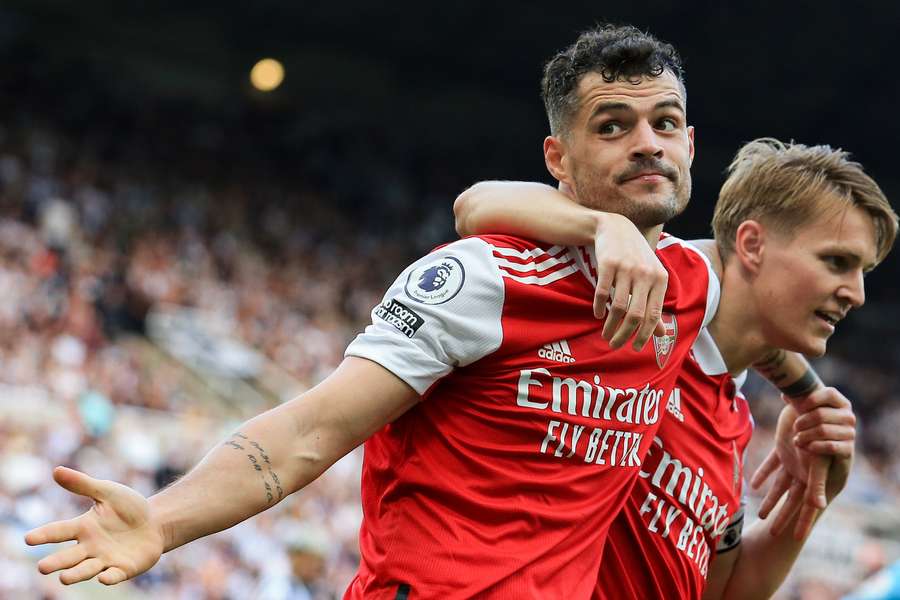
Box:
24;24;856;600
540;25;691;239
454;24;896;600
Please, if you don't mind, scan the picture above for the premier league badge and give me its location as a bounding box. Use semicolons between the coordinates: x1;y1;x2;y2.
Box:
405;256;465;305
652;312;678;369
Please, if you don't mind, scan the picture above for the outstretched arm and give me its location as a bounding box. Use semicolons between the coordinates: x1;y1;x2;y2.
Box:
26;357;418;585
454;181;668;350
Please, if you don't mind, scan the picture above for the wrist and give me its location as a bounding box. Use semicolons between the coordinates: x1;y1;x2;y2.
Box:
593;210;661;248
588;210;612;245
780;374;824;401
148;493;179;553
592;210;634;241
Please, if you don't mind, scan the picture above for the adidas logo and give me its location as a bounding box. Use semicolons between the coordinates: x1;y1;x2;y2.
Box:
666;388;685;422
538;340;575;363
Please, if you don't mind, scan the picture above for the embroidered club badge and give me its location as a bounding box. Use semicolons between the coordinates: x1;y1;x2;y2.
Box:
653;312;678;369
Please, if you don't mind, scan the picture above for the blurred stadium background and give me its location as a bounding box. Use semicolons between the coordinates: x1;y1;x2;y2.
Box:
1;2;899;598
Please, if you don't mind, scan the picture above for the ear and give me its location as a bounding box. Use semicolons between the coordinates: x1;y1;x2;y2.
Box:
543;135;572;185
687;126;695;166
733;220;765;274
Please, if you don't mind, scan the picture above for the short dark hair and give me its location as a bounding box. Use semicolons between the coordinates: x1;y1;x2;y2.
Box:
541;24;685;136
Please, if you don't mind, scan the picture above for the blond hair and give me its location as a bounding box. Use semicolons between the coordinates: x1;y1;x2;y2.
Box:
712;138;898;263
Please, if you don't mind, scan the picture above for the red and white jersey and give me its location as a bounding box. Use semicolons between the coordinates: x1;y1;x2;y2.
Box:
595;328;754;600
344;234;718;600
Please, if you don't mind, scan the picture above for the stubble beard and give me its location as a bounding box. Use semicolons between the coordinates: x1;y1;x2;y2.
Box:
572;171;691;231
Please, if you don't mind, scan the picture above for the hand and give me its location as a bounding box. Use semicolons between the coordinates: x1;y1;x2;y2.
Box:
751;388;855;539
791;388;854;513
751;453;807;538
751;404;809;530
592;212;669;351
24;466;164;585
790;388;855;469
750;443;824;540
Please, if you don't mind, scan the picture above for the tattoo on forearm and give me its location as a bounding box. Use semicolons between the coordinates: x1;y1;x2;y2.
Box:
224;432;285;505
753;349;789;385
754;349;823;398
779;369;822;398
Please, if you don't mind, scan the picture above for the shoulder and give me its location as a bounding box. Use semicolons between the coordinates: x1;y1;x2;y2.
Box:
657;234;721;327
458;235;582;288
399;237;505;306
657;234;713;268
656;234;716;295
426;234;561;263
684;238;723;278
389;234;579;314
451;233;560;254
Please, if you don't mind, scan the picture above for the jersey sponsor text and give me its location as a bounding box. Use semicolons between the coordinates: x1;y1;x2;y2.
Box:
517;368;664;467
635;434;736;577
374;299;424;338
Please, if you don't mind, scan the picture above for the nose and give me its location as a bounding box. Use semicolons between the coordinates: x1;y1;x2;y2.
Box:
630;120;664;160
838;270;866;308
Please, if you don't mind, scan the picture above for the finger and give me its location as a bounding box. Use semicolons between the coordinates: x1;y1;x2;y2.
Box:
805;440;854;458
632;275;667;351
38;543;87;574
602;277;631;345
653;319;666;337
53;466;106;501
770;480;805;536
25;519;80;546
750;450;782;490
793;504;820;540
59;557;105;585
805;456;831;509
612;276;652;350
758;470;792;519
594;265;616;319
609;308;642;350
794;408;856;432
98;566;129;586
794;424;856;447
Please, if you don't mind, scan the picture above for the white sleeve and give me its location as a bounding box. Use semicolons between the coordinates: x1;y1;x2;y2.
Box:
345;237;505;395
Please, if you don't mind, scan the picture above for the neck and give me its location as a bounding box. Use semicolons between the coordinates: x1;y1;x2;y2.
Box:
643;224;665;248
706;265;770;374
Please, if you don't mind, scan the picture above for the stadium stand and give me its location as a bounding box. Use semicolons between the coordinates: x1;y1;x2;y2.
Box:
1;112;898;599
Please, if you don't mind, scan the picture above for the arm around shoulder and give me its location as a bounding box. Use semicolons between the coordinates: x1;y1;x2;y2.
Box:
454;180;601;244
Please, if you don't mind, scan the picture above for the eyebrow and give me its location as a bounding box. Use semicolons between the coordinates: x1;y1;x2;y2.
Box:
654;99;686;114
589;101;631;119
823;246;877;271
588;99;686;120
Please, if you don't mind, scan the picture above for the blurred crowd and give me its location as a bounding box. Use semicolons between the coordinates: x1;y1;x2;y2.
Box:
0;119;431;599
1;120;899;600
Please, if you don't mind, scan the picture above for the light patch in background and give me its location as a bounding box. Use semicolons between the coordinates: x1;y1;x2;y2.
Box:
250;58;285;92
